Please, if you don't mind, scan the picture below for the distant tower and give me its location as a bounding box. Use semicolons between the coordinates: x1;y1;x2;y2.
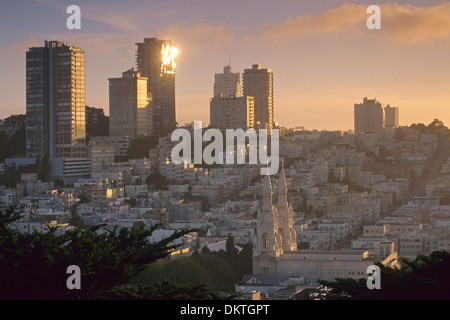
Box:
384;104;399;129
253;174;282;275
213;65;242;98
276;160;297;252
243;64;274;133
354;97;385;135
210;65;253;130
135;37;177;137
109;68;151;139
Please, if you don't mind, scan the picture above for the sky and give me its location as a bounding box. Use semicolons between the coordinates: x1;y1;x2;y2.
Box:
1;0;450;131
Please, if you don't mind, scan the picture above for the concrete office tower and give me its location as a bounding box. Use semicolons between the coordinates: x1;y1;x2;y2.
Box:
109;68;151;139
214;65;242;98
354;97;386;135
243;64;274;132
135;37;177;137
385;104;399;128
26;40;86;159
210;96;255;130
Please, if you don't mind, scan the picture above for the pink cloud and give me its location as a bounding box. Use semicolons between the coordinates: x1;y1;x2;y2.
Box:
382;3;450;45
161;23;235;56
264;3;366;39
263;2;450;46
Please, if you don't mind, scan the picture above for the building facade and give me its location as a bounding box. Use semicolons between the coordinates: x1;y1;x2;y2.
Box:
26;40;86;159
90;136;131;158
354;97;385;135
243;64;274;133
87;140;115;174
214;65;242;98
354;97;400;136
210;96;255;130
135;37;177;137
384;104;399;129
109;68;151;139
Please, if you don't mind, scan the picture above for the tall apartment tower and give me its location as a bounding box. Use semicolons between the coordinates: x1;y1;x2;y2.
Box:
354;97;386;135
384;104;399;128
214;65;242;98
26;40;86;159
243;64;274;132
135;37;177;137
109;68;151;139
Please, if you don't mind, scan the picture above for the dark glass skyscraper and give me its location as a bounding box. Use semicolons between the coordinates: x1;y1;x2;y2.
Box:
135;37;177;137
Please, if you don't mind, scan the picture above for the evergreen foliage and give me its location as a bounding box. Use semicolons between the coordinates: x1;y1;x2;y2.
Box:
0;207;216;300
319;251;450;300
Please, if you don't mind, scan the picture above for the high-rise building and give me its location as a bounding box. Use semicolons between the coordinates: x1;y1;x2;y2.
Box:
109;68;151;139
214;65;241;98
210;96;254;130
135;37;177;137
384;104;399;129
26;40;86;159
243;64;274;132
354;98;400;135
354;97;385;135
210;65;253;130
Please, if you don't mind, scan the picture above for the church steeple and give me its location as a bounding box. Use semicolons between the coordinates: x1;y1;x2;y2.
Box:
253;173;282;274
262;174;273;209
277;158;288;204
276;159;297;252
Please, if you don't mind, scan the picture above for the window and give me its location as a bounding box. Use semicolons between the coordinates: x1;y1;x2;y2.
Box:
262;233;270;249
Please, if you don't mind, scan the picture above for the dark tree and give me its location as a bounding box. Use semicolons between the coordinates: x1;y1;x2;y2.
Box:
225;233;239;258
0;131;10;161
146;172;170;191
319;251;450;300
9;124;26;156
127;136;158;160
103;280;219;300
0;207;213;300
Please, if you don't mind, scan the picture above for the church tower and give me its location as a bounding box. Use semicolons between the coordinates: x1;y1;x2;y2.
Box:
253;174;282;274
276;160;297;252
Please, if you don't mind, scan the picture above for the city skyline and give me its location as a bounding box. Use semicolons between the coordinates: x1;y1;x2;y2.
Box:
2;0;450;131
4;1;450;303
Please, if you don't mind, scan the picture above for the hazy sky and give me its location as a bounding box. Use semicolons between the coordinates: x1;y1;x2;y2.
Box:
1;0;450;130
